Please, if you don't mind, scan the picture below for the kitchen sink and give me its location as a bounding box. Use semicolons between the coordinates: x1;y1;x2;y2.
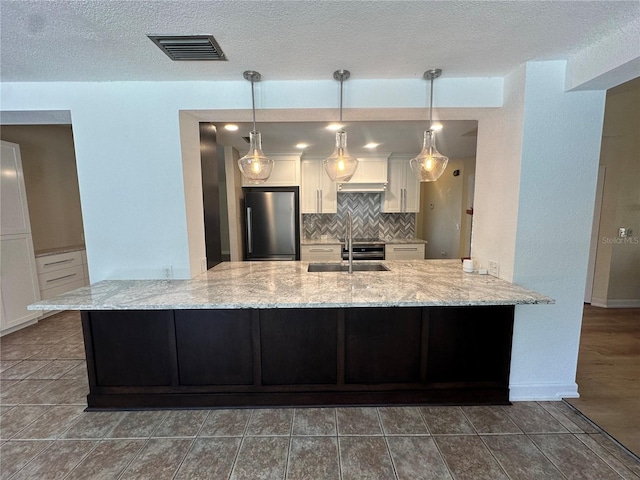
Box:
307;263;390;272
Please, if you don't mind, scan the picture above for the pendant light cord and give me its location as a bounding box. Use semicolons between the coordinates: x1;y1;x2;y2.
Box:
251;78;257;132
339;76;344;123
429;76;434;131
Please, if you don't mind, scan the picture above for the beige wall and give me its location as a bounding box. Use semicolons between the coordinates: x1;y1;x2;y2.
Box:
419;157;475;259
224;146;244;261
0;125;84;252
591;77;640;307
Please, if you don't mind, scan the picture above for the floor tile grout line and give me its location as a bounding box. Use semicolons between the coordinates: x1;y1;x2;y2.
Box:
334;408;343;480
572;433;640;479
7;437;57;480
116;437;152;480
170;437;198;480
58;439;103;480
562;398;640;461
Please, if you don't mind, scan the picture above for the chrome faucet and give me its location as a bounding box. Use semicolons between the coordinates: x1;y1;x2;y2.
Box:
346;211;353;274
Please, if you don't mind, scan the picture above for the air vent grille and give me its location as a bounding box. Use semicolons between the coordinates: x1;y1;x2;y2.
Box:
147;35;227;61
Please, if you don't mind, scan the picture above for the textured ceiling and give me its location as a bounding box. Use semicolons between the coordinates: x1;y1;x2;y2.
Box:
1;0;638;82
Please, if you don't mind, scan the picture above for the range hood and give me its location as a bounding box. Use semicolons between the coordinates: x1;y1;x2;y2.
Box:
336;157;389;192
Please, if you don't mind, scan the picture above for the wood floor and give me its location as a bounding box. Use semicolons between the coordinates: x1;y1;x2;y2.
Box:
567;304;640;457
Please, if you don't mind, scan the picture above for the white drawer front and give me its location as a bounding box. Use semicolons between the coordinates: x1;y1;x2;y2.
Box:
385;244;425;261
36;250;83;274
38;264;85;291
301;245;342;263
40;278;87;300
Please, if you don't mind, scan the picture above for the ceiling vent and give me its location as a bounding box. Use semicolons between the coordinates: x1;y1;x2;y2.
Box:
147;35;227;61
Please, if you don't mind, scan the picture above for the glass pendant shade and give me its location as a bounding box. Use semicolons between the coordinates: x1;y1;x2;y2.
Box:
237;131;274;184
324;130;358;182
410;129;449;182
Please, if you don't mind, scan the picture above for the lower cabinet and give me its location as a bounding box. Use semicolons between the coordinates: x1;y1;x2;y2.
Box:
0;235;42;334
82;305;514;409
385;243;425;260
301;244;342;262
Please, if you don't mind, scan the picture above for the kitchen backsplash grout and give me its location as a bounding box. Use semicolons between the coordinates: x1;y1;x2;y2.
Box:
303;192;415;239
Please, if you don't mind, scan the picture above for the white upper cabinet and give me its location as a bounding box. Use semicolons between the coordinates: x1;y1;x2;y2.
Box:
301;158;337;213
242;154;301;187
1;141;32;235
383;155;420;213
337;157;388;192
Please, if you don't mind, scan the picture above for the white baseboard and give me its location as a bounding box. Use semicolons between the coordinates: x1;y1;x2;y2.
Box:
590;298;640;308
509;382;579;401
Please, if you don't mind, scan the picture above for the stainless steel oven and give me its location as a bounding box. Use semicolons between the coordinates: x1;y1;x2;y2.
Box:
341;238;385;261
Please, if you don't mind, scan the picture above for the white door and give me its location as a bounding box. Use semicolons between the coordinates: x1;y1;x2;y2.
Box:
1;141;32;235
1;141;41;333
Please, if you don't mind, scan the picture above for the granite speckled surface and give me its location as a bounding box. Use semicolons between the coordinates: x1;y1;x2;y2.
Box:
28;260;554;311
34;244;86;258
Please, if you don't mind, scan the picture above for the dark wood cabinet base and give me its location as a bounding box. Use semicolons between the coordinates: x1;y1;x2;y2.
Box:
81;306;514;410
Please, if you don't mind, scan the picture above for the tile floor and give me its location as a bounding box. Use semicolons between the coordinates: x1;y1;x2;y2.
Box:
1;311;639;479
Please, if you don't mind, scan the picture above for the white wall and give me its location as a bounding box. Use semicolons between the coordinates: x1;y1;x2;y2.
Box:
509;61;606;400
472;65;526;281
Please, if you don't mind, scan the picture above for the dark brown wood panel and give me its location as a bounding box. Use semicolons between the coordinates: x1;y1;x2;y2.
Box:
89;310;177;386
345;307;423;384
260;309;338;385
175;310;254;385
426;305;514;384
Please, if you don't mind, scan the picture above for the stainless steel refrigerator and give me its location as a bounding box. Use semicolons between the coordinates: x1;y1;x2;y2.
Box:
243;187;300;261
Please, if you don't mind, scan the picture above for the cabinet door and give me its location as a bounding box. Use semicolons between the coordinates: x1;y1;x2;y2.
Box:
402;165;421;213
301;160;320;213
301;159;337;214
383;159;404;213
0;235;42;332
348;158;388;183
242;155;300;187
1;141;32;235
319;166;337;213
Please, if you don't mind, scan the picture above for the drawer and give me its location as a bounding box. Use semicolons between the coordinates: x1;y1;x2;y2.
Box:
301;245;342;263
38;265;85;291
36;250;83;274
385;244;425;261
40;278;87;300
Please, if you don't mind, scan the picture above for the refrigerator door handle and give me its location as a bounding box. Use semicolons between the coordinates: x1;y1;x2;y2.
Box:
246;207;253;254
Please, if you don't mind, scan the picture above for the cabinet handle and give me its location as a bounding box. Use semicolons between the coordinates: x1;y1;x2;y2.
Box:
43;258;74;267
401;189;405;212
46;273;77;283
310;248;334;252
246;207;253;254
319;190;323;212
394;247;418;251
316;190;320;213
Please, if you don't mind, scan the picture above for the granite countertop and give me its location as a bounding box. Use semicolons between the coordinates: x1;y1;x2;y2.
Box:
35;244;86;258
301;238;342;245
302;238;428;245
28;260;554;311
382;238;428;244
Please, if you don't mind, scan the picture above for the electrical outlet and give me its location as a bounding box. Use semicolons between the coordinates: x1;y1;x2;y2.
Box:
162;265;173;279
488;261;499;277
200;258;207;272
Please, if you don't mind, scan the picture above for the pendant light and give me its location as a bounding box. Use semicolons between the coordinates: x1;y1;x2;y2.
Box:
324;69;358;182
410;69;449;182
237;70;274;184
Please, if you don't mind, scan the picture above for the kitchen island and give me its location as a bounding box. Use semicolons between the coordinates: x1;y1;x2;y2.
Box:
29;260;553;410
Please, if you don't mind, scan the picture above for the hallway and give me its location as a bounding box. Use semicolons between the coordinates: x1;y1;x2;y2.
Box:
567;304;640;457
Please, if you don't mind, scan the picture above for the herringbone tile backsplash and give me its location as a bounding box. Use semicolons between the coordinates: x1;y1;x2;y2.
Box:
303;193;415;239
